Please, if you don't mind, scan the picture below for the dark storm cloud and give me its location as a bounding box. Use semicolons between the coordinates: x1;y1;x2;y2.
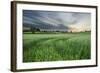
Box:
23;10;91;31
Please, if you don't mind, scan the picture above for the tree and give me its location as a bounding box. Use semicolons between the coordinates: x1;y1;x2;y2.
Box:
37;28;40;32
31;26;40;34
31;27;35;33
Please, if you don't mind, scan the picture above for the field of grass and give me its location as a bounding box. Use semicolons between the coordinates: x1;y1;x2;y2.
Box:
23;32;91;62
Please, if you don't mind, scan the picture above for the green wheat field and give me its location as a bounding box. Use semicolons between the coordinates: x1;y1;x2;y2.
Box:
23;32;91;62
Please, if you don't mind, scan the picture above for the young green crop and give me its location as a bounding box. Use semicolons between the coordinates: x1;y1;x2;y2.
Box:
23;32;91;62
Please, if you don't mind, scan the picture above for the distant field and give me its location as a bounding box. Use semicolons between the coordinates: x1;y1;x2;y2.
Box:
23;32;91;62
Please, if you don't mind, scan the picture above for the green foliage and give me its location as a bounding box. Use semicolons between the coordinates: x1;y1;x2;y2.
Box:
23;32;91;62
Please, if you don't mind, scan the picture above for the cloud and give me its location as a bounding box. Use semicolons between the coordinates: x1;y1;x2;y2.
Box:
23;10;91;31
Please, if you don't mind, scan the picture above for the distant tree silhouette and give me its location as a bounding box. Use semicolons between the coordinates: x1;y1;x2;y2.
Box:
31;26;40;34
70;31;72;33
37;28;40;32
30;27;34;33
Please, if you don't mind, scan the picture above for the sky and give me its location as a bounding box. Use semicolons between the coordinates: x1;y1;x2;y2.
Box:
23;10;91;32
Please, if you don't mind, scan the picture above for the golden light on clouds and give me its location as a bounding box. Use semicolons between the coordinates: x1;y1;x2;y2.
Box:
68;23;91;32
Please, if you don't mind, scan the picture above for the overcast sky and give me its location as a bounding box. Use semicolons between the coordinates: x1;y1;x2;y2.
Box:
23;10;91;32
